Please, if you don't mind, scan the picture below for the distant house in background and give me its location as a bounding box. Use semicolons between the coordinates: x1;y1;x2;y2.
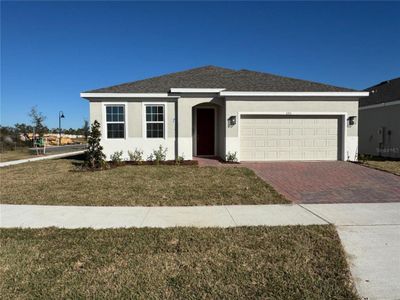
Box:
359;77;400;158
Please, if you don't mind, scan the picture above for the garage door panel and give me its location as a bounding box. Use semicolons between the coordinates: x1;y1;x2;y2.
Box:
314;140;327;147
292;118;303;125
240;115;341;161
316;128;327;135
279;128;290;135
327;138;338;145
255;140;265;147
278;151;290;160
263;151;276;159
279;140;290;147
290;139;303;147
255;151;265;159
327;150;338;158
303;128;315;136
328;128;338;135
267;128;278;135
255;128;266;135
290;152;303;160
291;128;303;136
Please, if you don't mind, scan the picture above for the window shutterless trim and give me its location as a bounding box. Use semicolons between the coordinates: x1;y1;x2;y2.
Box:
142;102;167;139
102;103;127;140
145;104;165;138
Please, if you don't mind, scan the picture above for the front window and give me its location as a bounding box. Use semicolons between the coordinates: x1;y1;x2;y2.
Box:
106;105;125;138
146;105;164;138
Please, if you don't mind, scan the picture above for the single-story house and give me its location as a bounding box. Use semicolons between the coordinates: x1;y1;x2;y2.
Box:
81;66;368;162
359;77;400;158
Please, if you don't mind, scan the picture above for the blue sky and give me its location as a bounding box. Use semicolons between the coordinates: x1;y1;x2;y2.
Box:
1;1;399;129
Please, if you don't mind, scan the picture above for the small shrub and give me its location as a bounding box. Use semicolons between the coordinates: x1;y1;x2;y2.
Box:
175;153;185;165
128;148;144;163
152;145;168;165
226;151;238;163
110;150;123;164
147;153;154;162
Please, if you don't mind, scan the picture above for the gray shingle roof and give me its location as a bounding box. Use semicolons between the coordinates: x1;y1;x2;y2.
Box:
85;65;356;93
360;77;400;107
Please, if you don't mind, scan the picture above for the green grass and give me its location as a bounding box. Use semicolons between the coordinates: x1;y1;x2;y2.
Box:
0;225;357;299
0;159;288;206
0;148;36;162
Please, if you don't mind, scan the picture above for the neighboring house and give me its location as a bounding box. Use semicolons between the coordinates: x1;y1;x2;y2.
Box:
81;66;367;162
359;78;400;158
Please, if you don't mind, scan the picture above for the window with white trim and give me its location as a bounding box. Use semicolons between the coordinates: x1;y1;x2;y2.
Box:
145;105;164;138
106;105;125;138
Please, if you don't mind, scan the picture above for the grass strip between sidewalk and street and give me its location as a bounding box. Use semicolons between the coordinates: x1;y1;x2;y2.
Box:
0;225;357;299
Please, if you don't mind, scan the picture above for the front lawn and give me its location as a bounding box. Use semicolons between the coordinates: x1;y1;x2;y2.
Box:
359;158;400;176
0;148;36;162
0;225;357;299
0;159;288;206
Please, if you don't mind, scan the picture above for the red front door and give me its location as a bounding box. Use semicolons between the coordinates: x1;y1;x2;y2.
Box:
196;108;215;155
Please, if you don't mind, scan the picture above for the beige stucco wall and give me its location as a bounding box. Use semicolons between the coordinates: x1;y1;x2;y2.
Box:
89;101;102;126
359;103;400;158
89;99;176;160
217;100;226;158
126;102;142;137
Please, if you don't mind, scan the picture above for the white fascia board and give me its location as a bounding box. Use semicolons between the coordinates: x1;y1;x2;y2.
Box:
80;93;179;98
170;88;226;93
220;91;369;97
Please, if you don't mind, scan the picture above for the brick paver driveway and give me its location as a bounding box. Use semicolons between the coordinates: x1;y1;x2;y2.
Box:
244;161;400;204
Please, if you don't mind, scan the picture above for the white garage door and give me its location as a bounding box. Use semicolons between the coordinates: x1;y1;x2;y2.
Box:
240;115;341;161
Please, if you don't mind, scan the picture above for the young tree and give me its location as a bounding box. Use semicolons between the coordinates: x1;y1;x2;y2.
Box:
85;120;106;169
29;106;47;137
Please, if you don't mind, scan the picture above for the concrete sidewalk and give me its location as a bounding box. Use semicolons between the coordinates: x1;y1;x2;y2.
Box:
0;204;327;228
337;224;400;300
0;150;85;168
1;203;398;228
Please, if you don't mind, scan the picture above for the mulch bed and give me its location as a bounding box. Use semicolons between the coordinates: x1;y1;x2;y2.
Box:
124;160;198;166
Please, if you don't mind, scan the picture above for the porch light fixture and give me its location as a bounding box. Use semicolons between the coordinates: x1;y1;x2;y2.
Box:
228;116;237;126
347;116;356;126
